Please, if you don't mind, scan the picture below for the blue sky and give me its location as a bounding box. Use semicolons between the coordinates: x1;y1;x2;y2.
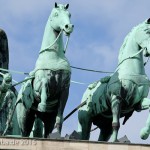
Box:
1;0;150;144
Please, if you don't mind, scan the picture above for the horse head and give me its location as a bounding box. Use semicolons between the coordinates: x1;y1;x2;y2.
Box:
135;18;150;57
49;3;74;36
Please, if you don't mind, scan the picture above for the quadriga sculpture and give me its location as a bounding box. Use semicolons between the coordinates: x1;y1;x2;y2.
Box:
16;3;74;138
78;19;150;142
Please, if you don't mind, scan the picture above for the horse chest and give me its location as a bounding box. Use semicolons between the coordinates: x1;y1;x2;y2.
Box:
35;52;71;71
107;73;150;107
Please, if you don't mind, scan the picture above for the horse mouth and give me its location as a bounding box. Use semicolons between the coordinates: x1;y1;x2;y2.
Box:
63;30;71;36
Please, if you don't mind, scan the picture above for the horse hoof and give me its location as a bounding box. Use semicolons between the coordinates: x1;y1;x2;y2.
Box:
109;135;119;142
140;127;149;140
38;103;47;112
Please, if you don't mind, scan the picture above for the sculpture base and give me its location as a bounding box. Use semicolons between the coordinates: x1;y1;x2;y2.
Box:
0;137;149;150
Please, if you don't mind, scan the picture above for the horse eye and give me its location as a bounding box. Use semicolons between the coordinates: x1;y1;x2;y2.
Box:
147;18;150;24
54;12;58;17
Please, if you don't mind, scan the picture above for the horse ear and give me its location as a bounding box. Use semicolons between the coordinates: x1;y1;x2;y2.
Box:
55;2;58;8
65;4;69;9
147;18;150;24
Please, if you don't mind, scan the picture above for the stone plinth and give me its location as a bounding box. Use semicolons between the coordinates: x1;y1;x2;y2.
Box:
0;137;149;150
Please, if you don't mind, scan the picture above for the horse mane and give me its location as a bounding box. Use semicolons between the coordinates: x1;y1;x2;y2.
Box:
118;21;148;62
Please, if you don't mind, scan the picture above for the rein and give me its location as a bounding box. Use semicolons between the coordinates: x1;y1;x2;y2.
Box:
0;71;18;84
39;29;70;54
144;56;150;66
115;48;146;72
0;68;29;75
70;48;148;74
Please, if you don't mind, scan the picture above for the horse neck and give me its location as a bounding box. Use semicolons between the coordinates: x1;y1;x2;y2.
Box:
117;37;145;75
40;21;64;53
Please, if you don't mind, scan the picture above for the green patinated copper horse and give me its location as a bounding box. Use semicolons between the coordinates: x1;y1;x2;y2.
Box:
78;19;150;142
16;3;74;138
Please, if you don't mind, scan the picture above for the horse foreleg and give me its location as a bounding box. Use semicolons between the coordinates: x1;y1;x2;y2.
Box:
140;98;150;140
140;97;150;110
16;102;35;137
32;118;43;138
98;121;112;141
43;112;57;138
140;115;150;140
55;87;69;134
38;78;48;112
110;95;121;142
98;128;112;141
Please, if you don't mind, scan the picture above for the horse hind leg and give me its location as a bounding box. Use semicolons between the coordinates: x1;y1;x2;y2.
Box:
77;92;93;140
78;109;92;140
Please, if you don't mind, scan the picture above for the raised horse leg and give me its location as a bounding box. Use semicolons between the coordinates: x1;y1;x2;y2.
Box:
140;97;150;140
16;102;35;137
110;95;121;142
37;77;48;112
33;70;50;112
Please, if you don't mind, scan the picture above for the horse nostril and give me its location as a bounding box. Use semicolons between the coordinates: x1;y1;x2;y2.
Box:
65;25;69;29
72;25;74;28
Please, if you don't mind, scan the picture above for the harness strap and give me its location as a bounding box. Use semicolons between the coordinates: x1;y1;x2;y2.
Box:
120;74;150;86
39;49;56;54
12;76;34;87
115;48;145;72
39;30;63;54
0;68;29;75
